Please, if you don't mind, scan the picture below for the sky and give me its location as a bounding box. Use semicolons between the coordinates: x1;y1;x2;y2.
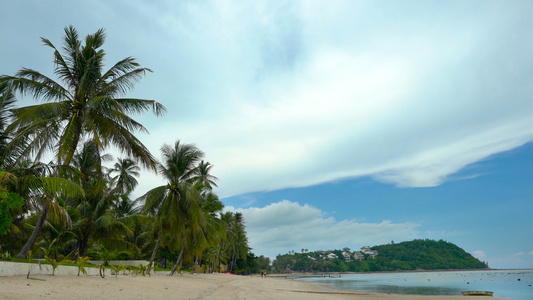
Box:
1;0;532;269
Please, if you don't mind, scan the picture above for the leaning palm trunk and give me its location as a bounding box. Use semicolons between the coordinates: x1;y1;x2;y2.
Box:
17;203;49;258
147;234;162;276
169;242;186;276
215;246;221;272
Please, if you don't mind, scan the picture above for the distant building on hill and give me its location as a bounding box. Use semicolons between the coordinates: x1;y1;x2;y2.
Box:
361;246;378;258
342;251;352;262
353;251;364;260
327;253;338;259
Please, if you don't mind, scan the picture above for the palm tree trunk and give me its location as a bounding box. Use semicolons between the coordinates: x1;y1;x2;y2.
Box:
216;246;220;272
147;234;162;276
169;243;186;276
230;254;237;273
232;255;236;273
16;203;49;258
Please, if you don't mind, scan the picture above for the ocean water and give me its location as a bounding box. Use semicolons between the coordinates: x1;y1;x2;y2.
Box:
298;270;533;300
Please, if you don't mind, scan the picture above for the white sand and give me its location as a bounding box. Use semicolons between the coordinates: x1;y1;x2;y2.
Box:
0;273;510;300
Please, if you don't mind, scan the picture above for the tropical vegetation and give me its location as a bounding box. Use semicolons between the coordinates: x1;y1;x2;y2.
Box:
272;239;489;273
0;26;255;275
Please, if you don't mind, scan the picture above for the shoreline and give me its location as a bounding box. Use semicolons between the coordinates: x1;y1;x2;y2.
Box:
276;267;532;276
0;272;511;300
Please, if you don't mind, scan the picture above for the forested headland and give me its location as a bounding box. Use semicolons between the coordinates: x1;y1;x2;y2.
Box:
272;239;488;273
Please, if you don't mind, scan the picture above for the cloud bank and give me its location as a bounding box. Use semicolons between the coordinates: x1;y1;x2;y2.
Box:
133;1;533;197
2;1;533;199
226;200;420;258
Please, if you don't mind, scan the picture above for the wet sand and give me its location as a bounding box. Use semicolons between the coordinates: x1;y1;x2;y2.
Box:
0;272;509;300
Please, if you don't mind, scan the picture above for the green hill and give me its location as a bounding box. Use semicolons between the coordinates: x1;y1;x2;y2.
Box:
272;239;488;273
372;239;488;271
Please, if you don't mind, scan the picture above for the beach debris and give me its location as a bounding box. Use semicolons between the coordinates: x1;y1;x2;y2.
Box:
461;291;493;296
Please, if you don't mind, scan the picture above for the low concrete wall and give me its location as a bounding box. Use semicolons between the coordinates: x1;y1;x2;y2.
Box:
0;261;101;276
89;260;151;267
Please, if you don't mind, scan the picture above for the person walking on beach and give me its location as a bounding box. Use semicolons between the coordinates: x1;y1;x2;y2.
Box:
260;270;264;278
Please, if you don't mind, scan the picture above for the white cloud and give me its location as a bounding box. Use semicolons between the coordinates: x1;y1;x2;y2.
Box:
487;253;533;269
473;250;487;260
2;1;533;200
135;1;533;198
225;200;420;258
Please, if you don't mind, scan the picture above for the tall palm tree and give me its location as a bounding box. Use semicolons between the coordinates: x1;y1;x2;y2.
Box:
108;157;140;195
1;25;165;168
0;83;15;152
168;184;225;275
195;161;218;190
108;157;141;218
220;211;250;273
0;82;24;167
67;141;137;257
140;140;207;274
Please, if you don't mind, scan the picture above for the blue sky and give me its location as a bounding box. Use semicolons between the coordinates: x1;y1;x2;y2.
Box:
225;142;533;268
1;1;532;268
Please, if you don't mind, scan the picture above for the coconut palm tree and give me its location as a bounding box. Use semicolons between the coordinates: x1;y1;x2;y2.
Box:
108;157;141;218
0;161;85;258
168;184;225;275
0;25;165;168
66;141;138;257
195;161;218;190
0;83;28;168
140;140;208;274
220;211;250;273
108;157;140;195
0;83;16;161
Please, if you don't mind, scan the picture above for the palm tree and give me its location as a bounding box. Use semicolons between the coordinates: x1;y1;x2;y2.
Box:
0;161;85;258
108;157;140;195
220;211;250;273
168;184;225;275
0;82;27;168
140;140;207;274
195;161;218;190
108;157;141;218
0;83;16;161
1;25;166;168
67;141;138;257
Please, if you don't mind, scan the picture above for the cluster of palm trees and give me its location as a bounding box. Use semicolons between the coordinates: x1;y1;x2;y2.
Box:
0;26;251;274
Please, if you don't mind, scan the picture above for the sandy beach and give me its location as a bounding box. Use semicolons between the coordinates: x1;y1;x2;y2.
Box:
0;272;510;300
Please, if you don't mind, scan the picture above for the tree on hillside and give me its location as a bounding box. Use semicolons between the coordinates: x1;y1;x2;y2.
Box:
0;25;166;168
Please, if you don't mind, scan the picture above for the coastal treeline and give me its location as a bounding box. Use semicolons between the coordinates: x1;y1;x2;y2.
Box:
272;239;488;273
0;26;256;275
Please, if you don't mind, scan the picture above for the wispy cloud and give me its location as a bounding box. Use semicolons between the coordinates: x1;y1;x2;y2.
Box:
473;250;487;260
2;1;533;200
135;1;533;197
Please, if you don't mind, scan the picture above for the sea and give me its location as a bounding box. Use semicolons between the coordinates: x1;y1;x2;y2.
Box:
298;270;533;300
